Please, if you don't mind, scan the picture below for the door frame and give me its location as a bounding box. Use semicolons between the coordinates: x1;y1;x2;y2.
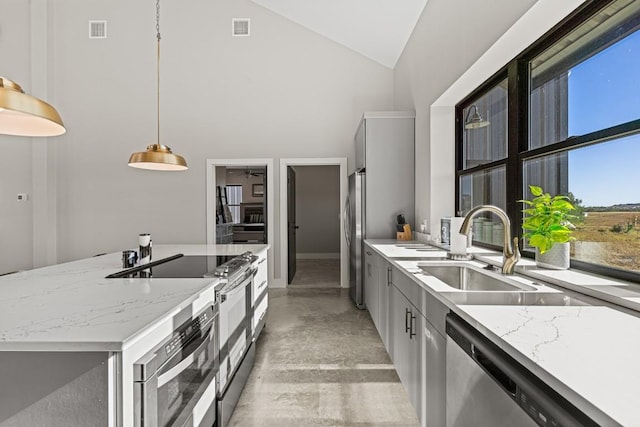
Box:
206;158;275;285
279;158;348;288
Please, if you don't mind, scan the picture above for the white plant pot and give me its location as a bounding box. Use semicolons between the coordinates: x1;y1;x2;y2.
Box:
535;242;570;270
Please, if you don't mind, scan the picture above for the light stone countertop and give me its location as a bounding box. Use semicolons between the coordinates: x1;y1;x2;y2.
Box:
366;239;636;426
0;244;268;352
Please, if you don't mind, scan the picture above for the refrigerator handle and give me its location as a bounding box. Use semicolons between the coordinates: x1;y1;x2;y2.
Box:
343;197;351;247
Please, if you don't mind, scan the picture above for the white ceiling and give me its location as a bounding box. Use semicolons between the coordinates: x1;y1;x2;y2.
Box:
251;0;429;68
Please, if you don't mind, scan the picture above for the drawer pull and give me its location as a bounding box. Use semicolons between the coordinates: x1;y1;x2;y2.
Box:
258;280;267;290
258;258;266;265
409;313;416;339
405;308;411;333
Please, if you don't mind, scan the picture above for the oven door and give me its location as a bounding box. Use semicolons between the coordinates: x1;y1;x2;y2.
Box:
134;317;219;427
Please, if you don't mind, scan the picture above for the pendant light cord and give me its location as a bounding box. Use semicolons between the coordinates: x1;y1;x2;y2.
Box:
156;0;161;147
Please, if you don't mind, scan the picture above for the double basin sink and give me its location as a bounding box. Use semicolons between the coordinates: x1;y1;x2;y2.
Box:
394;243;593;307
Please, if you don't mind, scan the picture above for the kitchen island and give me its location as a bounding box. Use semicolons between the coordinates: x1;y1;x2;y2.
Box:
366;239;638;427
0;244;268;426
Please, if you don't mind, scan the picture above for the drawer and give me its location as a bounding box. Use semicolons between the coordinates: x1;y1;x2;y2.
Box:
253;275;268;305
253;296;268;333
391;265;429;318
253;256;267;295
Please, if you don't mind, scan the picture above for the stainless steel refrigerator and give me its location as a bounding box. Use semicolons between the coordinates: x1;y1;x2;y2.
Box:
346;112;415;308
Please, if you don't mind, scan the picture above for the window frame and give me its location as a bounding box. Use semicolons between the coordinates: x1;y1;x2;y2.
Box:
455;0;640;283
225;184;243;224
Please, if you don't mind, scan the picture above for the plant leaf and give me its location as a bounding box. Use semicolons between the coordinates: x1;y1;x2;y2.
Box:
529;185;543;197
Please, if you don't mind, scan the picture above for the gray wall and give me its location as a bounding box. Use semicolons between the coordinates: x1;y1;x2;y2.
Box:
0;0;393;276
0;352;109;425
393;0;538;232
226;171;265;204
293;165;340;256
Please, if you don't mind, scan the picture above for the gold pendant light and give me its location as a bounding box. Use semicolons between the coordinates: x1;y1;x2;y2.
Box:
128;0;188;171
0;77;66;137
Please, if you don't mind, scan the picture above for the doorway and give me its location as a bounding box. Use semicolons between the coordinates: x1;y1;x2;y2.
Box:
206;159;275;283
279;158;348;288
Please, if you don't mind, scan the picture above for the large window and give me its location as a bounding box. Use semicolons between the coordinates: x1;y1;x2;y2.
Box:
456;0;640;280
226;185;242;223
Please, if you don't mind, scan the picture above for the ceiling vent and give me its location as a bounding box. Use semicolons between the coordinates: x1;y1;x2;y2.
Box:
89;20;107;39
232;19;250;37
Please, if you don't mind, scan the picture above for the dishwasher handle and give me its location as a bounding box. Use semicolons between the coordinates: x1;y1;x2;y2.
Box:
471;344;516;397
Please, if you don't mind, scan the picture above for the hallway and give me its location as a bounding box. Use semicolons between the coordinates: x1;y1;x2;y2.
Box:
228;288;419;426
289;259;341;288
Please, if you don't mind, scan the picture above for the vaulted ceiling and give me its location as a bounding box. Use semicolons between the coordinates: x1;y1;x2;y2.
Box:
251;0;429;68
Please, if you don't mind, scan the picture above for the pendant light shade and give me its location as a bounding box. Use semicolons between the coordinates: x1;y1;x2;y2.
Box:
128;144;188;171
464;104;490;130
128;0;188;171
0;77;66;137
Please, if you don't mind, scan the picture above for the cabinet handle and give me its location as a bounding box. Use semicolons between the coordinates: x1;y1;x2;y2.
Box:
258;280;267;290
409;312;416;340
405;308;411;333
387;267;392;286
366;251;372;256
258;258;266;265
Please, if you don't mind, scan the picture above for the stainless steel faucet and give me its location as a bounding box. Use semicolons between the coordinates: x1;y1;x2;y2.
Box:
459;205;521;274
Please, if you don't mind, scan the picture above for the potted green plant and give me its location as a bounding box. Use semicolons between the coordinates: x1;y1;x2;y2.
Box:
520;185;576;269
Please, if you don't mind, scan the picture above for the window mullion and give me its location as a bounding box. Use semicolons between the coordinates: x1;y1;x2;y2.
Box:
506;60;525;245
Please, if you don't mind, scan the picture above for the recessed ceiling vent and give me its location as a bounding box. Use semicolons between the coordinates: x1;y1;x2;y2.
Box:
89;20;107;39
232;19;250;37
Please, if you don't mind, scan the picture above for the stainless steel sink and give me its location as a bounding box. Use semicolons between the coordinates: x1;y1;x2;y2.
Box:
441;292;595;306
395;243;442;251
418;265;536;292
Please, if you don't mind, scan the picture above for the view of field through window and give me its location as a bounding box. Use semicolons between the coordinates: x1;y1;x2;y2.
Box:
532;22;640;273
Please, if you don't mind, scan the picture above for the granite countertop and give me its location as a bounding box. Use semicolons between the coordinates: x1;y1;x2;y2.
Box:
0;244;268;352
366;239;637;426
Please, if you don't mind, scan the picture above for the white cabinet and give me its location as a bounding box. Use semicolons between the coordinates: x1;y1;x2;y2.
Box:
379;259;392;354
252;251;268;339
364;249;380;327
424;316;446;427
390;283;424;422
370;249;448;427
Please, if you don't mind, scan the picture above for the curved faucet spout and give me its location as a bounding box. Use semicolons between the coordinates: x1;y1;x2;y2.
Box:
459;205;520;274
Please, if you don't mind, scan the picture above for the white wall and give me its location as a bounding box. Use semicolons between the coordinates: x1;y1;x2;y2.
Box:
293;165;340;256
0;1;34;274
0;0;393;276
393;0;539;234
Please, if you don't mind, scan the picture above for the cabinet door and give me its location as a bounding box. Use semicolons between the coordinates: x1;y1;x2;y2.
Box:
379;261;392;354
364;249;380;328
390;284;423;418
390;284;409;380
424;319;446;427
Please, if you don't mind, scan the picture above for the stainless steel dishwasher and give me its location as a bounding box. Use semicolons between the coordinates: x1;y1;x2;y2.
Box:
445;313;602;427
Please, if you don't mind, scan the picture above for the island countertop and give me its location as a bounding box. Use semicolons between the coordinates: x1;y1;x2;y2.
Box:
0;244;268;352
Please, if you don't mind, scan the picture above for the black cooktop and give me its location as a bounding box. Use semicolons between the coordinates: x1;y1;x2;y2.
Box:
107;255;238;279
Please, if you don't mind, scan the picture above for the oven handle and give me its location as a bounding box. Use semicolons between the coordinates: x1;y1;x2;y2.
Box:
221;276;252;303
156;326;213;388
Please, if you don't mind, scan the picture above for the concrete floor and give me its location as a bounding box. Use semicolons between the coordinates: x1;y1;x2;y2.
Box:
228;287;419;426
289;259;341;288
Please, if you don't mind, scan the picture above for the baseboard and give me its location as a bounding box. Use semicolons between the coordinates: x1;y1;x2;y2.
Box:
296;252;340;260
269;278;287;288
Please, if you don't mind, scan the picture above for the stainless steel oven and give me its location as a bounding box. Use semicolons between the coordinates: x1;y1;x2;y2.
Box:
215;256;257;427
134;305;219;427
